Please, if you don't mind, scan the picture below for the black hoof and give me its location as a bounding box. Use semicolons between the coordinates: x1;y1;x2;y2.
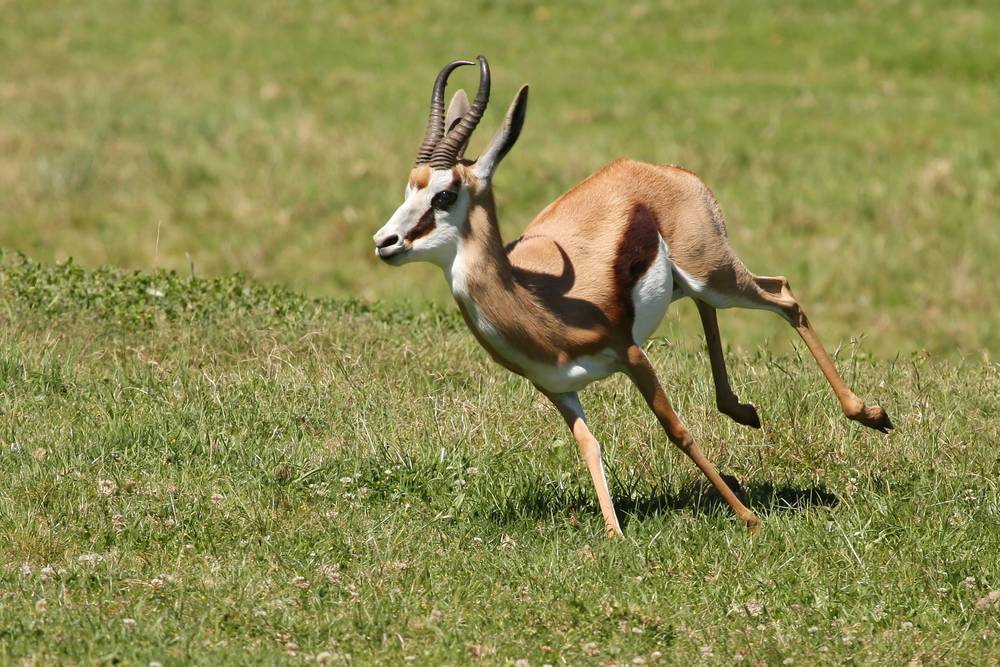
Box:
855;405;894;433
726;403;761;429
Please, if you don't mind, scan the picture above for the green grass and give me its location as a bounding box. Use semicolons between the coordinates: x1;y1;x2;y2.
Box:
1;1;999;664
2;254;998;664
1;0;997;355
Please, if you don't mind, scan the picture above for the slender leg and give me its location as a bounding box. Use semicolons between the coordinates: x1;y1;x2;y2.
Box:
622;345;759;531
752;276;893;432
540;389;623;538
695;300;761;429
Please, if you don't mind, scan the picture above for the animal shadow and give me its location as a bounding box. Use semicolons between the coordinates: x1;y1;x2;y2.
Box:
483;472;839;530
616;474;840;530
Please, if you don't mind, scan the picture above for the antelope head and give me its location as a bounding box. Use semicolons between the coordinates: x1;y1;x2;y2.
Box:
373;56;528;268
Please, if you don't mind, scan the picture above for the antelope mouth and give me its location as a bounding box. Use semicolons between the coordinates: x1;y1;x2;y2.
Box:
376;243;410;261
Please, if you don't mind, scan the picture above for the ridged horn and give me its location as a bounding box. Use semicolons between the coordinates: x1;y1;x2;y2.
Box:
429;55;490;169
414;59;475;165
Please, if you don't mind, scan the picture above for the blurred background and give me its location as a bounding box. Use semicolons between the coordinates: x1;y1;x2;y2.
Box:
1;0;996;356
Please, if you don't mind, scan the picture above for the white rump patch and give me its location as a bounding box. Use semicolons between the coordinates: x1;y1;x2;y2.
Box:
630;237;672;344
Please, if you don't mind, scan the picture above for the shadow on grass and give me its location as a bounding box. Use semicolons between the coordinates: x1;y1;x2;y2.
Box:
481;473;839;529
616;474;840;531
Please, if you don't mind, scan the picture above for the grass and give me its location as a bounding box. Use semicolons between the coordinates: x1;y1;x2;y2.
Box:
1;253;998;664
1;0;999;664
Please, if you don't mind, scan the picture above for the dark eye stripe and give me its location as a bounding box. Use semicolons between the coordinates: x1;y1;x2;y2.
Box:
404;208;436;243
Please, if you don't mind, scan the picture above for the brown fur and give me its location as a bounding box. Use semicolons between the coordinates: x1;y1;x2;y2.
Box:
408;165;431;190
452;159;757;366
456;186;618;367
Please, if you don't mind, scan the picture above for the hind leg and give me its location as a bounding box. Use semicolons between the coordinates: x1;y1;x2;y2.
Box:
622;345;759;531
695;300;761;428
751;275;893;433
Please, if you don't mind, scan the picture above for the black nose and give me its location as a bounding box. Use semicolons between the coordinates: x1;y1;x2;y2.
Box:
377;234;400;249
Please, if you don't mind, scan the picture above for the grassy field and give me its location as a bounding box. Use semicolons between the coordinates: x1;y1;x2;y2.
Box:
1;0;999;664
1;253;998;664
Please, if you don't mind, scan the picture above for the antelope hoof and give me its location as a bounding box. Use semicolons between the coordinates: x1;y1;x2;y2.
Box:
723;402;761;429
850;405;894;433
745;515;761;534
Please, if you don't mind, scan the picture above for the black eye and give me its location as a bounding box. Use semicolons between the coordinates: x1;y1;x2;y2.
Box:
431;190;458;210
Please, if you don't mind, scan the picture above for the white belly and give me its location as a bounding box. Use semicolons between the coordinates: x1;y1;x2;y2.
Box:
522;348;622;394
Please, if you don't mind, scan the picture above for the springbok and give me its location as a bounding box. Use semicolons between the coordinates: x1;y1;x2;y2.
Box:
372;56;893;537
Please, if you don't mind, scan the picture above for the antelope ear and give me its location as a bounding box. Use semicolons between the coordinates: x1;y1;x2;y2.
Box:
444;89;471;159
472;84;529;183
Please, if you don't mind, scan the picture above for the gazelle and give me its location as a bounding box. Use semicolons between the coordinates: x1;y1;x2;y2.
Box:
373;56;893;537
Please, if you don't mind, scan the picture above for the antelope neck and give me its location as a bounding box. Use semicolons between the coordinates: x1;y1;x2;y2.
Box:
443;194;548;363
446;193;514;300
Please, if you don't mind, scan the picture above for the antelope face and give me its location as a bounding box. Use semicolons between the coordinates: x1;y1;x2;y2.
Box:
373;166;471;268
373;55;527;269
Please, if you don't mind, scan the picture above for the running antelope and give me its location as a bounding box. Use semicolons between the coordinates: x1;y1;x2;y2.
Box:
372;56;893;537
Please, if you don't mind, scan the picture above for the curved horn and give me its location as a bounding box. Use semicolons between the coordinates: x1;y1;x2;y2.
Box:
430;55;491;169
414;59;475;165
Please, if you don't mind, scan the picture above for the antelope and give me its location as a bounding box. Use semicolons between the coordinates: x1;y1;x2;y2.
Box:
372;56;893;537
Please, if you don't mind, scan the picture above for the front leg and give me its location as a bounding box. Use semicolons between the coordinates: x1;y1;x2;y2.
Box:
540;388;623;538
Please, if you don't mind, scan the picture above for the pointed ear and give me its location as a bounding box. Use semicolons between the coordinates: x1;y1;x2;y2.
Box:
472;85;528;182
443;89;471;159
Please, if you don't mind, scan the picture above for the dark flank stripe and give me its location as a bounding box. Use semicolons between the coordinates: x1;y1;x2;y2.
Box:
613;203;660;325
